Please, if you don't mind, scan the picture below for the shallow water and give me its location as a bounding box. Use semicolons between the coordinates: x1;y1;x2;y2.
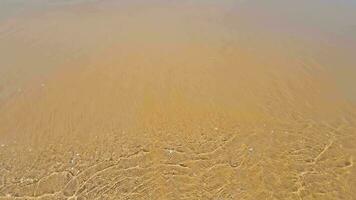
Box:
0;1;356;199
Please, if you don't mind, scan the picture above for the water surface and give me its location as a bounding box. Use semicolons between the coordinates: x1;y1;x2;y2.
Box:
0;1;355;199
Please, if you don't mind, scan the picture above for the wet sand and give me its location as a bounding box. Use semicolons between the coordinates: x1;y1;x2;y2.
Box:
0;1;356;199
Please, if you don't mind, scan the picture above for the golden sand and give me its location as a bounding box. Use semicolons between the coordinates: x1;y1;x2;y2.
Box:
0;1;355;199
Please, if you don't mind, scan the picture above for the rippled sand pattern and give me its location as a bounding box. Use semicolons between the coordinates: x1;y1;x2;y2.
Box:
0;1;356;199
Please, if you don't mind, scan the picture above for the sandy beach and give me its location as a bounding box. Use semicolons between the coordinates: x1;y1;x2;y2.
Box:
0;1;356;199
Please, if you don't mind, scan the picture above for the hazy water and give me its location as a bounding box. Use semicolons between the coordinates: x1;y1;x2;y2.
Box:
0;1;356;199
1;0;356;101
0;0;96;20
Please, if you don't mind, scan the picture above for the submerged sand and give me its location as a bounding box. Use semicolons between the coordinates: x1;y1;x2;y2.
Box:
0;1;356;199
